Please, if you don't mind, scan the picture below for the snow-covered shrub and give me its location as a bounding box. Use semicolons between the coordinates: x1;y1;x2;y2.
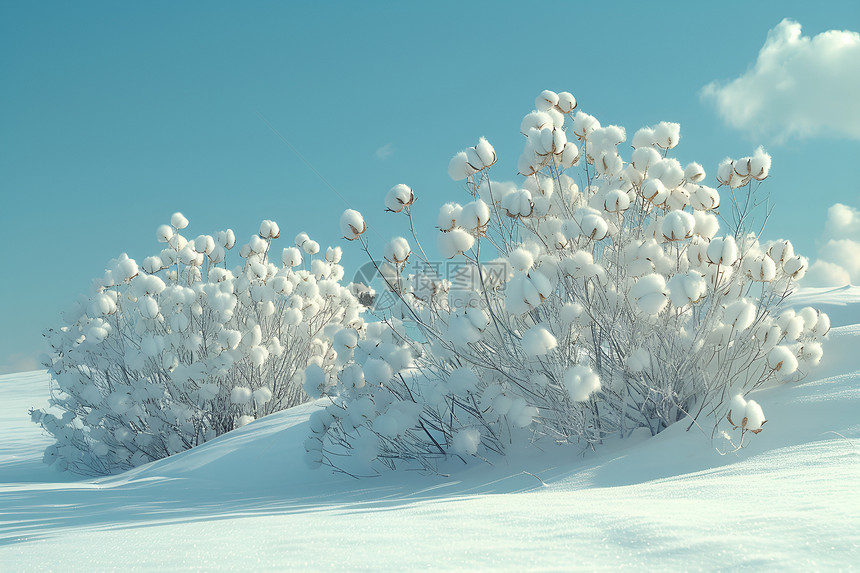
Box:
33;214;363;475
308;91;829;474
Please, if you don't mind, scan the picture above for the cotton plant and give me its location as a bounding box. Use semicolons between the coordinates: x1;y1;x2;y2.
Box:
32;213;364;475
306;89;829;474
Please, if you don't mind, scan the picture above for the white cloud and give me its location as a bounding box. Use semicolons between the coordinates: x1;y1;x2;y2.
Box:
375;143;395;160
801;203;860;287
702;19;860;142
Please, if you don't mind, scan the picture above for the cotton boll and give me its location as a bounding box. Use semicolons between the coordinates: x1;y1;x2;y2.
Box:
556;91;577;113
460;199;491;232
733;157;752;177
384;184;415;213
142;256;165;274
340;209;366;241
191;235;214;255
333;328;359;355
167;232;188;252
684;162;706;182
662;210;695;241
551;128;567;155
280;247;301;268
745;255;777;282
437;202;462;231
452;428;481;456
89;293;117;316
465;306;490;331
744;399;766;432
535;89;559;112
716;158;735;187
560;250;593;279
501;189;534;218
438;228;475;259
248;345;269;367
464;146;485;171
632;147;661;172
560;141;580;169
139;296;159;319
723;299;757;330
301;240;319;255
113;256;139;282
757;323;782;353
215;229;235;250
782;314;806;342
520;110;553;134
750;146;771;180
690;186;720;211
795;307;819;332
384;237;411;264
650;158;684;190
629;274;669;315
579;212;609;241
692;211;719;239
218;329;242;350
603;189;630;213
266;337;284;357
768;346;798;374
86;324;110;343
653;121;680;149
340;363;365;389
564;364;600;401
508;248;534;273
667;272;706;306
641;179;668;206
517;148;542;177
521;325;557;356
246;236;267;255
171;212;189;229
527;127;551;156
768;240;795;265
505;274;539;315
448;151;477;181
814;312;831;337
782;255;808;279
475;137;497;168
798;341;823;365
631;127;655;149
728;394;748;427
156;224;174;243
571;111;600;139
707;236;738;266
325;247;343;265
259;220;280;239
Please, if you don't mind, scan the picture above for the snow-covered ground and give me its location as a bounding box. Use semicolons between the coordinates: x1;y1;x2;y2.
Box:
1;287;858;571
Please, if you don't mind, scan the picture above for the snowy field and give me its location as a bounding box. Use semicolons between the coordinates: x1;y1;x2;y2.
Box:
1;287;858;571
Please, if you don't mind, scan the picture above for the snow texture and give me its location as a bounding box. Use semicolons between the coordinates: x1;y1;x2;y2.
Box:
1;285;858;571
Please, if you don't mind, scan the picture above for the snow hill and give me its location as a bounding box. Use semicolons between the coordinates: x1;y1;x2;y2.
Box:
1;287;858;571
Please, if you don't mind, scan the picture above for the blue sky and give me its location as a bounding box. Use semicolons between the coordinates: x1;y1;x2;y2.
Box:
1;1;859;374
